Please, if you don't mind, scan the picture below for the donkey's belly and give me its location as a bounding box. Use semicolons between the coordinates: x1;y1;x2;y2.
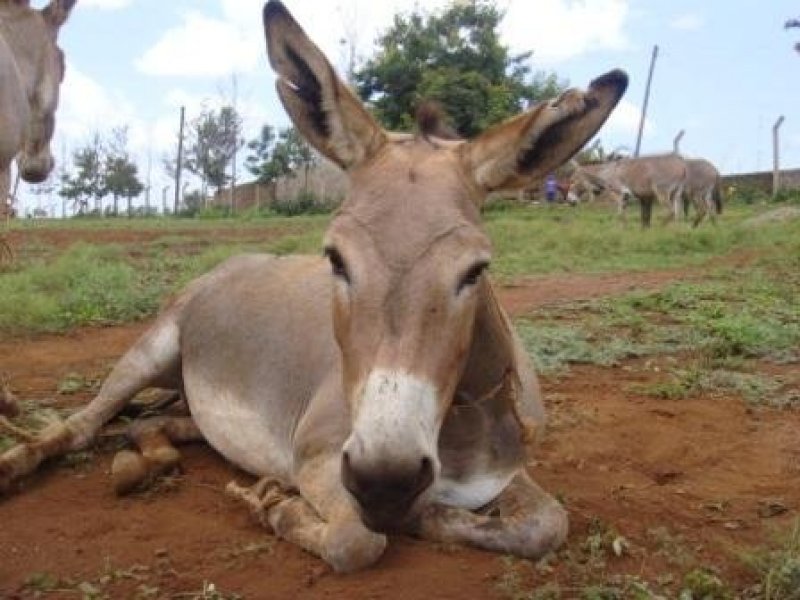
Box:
183;377;294;480
178;254;339;481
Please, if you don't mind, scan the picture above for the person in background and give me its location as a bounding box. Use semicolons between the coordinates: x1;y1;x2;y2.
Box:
545;173;558;204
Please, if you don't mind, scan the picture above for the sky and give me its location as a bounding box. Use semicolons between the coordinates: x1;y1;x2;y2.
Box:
16;0;800;215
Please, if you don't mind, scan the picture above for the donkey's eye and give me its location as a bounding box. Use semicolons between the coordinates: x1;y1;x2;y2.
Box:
324;247;350;283
458;261;489;293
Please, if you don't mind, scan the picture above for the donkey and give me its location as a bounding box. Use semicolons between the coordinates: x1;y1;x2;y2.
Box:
0;1;627;572
568;161;635;218
0;0;75;214
681;157;722;227
573;154;687;227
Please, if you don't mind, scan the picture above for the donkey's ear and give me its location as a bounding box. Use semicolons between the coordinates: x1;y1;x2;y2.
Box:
42;0;77;29
262;1;385;169
461;70;628;192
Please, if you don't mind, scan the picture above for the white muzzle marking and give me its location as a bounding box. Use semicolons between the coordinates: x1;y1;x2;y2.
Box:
347;369;440;470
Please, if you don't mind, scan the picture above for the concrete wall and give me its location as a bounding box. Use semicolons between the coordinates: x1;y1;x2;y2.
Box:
721;168;800;193
214;159;347;211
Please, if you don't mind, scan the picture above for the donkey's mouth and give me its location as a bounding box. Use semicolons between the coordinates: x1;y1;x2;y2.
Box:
356;500;424;534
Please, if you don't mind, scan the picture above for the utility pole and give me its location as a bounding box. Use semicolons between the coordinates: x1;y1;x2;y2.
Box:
145;149;152;216
174;106;185;215
230;74;238;215
773;115;785;197
673;130;685;154
634;45;659;157
162;185;169;215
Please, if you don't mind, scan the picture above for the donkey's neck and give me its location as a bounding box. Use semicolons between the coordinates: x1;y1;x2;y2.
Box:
0;9;44;100
456;279;518;406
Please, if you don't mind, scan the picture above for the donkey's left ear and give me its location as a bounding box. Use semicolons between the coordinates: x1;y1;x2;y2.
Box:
461;70;628;192
42;0;77;29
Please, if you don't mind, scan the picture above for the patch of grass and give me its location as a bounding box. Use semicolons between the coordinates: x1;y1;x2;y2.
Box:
0;244;163;334
487;203;799;280
516;322;647;375
741;519;800;600
647;526;697;570
679;567;734;599
630;367;796;408
57;372;99;395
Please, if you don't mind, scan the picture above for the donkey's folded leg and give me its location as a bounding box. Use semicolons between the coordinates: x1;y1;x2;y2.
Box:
111;416;202;495
0;317;182;493
415;470;568;559
228;454;386;573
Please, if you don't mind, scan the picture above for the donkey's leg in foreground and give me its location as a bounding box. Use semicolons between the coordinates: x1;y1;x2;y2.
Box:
0;316;182;491
111;415;203;495
415;471;568;559
228;453;387;573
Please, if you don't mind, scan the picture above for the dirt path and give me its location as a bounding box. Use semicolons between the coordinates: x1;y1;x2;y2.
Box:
0;269;797;599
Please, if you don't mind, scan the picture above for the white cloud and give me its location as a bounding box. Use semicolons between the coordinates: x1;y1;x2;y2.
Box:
57;62;138;141
135;11;262;77
501;0;631;64
79;0;133;10
670;13;703;31
602;98;655;139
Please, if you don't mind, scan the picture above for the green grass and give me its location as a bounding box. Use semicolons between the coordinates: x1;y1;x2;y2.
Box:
485;202;799;279
2;198;799;337
0;244;164;334
515;255;799;407
741;520;800;600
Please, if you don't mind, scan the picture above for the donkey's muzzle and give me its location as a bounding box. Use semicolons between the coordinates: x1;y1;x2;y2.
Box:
19;153;54;184
341;451;434;532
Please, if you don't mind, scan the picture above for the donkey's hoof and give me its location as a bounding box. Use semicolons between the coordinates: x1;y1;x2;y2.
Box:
323;521;387;573
111;450;148;495
0;444;33;494
143;444;181;473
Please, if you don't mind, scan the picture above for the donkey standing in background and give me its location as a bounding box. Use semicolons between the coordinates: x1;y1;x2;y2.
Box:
682;157;723;227
0;0;76;219
0;1;627;573
572;154;687;227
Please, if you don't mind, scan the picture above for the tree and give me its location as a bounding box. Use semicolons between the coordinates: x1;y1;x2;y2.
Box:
245;125;318;190
104;127;144;217
245;124;280;183
274;127;317;191
354;0;566;137
60;134;105;215
184;105;244;200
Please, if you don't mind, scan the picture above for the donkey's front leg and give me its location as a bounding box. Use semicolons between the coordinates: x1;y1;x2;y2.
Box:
415;470;567;559
229;453;386;573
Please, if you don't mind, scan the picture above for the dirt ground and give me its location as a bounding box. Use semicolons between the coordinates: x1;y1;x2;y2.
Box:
0;228;798;599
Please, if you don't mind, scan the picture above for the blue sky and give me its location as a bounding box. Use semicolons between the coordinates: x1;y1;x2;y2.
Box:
19;0;800;214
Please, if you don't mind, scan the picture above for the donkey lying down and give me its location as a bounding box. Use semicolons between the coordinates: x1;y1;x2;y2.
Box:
0;1;627;572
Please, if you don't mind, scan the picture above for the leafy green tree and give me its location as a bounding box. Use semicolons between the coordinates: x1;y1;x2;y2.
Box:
60;134;105;215
104;127;144;217
245;125;318;191
185;105;244;198
354;0;565;137
245;124;281;183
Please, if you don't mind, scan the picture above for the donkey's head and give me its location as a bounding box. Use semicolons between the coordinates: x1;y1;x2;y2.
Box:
263;0;626;531
2;0;76;183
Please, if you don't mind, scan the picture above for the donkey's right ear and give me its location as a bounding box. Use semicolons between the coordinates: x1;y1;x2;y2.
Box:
42;0;77;29
262;1;385;170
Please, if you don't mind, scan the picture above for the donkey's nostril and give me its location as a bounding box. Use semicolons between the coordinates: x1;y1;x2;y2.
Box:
415;456;434;495
341;450;435;519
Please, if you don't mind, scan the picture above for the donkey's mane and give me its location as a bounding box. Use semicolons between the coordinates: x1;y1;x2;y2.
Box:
415;101;460;141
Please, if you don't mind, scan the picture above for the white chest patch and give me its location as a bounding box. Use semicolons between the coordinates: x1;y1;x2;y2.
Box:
433;469;517;510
